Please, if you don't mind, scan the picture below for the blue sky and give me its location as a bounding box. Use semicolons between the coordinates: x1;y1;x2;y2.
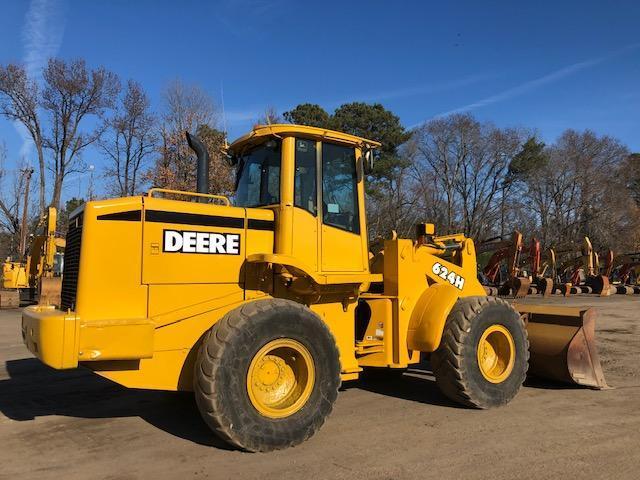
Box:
1;0;639;199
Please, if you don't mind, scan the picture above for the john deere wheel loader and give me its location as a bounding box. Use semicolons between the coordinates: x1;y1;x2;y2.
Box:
22;125;607;452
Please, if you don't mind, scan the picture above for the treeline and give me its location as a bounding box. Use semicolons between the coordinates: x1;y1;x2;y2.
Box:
0;58;231;258
1;57;639;261
283;103;640;255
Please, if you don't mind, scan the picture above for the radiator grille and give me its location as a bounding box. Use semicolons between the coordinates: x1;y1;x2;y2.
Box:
60;213;83;311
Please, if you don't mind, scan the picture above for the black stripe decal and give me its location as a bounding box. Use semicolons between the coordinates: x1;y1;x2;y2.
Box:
247;219;275;231
97;208;274;231
145;210;244;229
97;210;142;221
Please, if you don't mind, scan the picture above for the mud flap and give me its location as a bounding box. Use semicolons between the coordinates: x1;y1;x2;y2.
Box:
513;303;608;389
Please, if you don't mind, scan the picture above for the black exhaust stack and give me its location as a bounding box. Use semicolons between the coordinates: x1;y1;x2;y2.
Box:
185;131;209;199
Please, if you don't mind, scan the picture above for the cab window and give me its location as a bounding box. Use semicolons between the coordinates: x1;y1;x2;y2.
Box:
235;140;281;207
321;143;359;234
294;139;317;215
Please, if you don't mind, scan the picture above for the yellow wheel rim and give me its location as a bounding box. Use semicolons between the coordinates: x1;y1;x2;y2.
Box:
477;324;515;383
247;339;315;419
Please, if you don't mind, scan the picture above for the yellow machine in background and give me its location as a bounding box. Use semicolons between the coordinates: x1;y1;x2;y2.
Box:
22;125;607;452
2;261;28;290
2;207;65;306
559;236;610;295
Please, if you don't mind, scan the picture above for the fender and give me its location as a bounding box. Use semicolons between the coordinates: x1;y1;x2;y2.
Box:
406;283;460;352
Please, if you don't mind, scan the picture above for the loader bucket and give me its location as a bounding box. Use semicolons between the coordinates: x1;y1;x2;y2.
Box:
484;286;499;296
537;278;554;297
554;283;571;296
587;275;610;296
500;276;531;298
513;303;608;389
616;285;633;295
39;277;62;307
511;276;531;298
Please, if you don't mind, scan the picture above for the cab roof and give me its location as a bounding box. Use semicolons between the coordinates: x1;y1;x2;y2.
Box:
228;124;382;153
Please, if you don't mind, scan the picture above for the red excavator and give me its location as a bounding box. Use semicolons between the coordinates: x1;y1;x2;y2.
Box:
523;238;554;297
480;231;530;298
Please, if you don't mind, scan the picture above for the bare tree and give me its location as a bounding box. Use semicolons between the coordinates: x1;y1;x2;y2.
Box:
152;79;215;191
99;80;156;196
0;143;34;257
413;116;463;234
256;105;282;125
42;59;120;209
148;80;232;194
454;126;523;239
197;123;235;196
0;59;119;215
547;131;630;250
0;64;47;219
411;114;525;240
366;138;420;241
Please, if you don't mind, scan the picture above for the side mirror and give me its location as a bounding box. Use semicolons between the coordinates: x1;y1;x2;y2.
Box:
363;149;375;175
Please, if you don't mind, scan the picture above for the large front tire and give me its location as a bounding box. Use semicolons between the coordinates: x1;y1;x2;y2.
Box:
194;298;341;452
431;296;529;409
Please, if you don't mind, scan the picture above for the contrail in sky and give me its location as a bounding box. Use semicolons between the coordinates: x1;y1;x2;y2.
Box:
433;42;640;119
16;0;66;159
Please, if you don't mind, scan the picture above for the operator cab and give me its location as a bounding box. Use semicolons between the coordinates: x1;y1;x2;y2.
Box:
228;124;380;274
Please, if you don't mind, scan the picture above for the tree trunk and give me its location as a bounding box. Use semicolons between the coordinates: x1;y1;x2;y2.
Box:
51;175;63;212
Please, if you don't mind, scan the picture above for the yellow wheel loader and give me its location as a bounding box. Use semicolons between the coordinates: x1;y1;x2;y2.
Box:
22;125;607;452
2;207;65;308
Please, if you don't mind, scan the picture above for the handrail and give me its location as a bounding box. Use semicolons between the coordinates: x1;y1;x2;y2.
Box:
147;188;231;206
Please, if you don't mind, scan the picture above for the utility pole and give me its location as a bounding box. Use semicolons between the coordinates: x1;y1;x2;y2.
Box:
19;168;34;261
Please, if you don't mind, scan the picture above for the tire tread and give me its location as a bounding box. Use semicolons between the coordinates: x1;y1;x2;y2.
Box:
194;298;340;452
431;296;529;409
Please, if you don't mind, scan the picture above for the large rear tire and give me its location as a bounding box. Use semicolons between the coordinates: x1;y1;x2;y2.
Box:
194;298;341;452
431;296;528;409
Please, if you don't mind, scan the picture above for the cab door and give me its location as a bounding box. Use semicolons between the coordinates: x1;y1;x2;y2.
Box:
291;138;320;271
319;142;368;273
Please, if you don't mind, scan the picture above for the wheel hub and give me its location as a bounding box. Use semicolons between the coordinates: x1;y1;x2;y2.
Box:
255;357;282;388
247;339;315;418
477;324;515;383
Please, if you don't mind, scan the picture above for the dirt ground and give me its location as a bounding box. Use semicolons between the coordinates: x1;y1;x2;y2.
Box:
1;295;639;480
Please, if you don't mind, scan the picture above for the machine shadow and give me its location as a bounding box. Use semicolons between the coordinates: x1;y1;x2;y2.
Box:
523;375;590;390
1;358;471;449
347;363;466;409
0;358;232;450
1;357;591;451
